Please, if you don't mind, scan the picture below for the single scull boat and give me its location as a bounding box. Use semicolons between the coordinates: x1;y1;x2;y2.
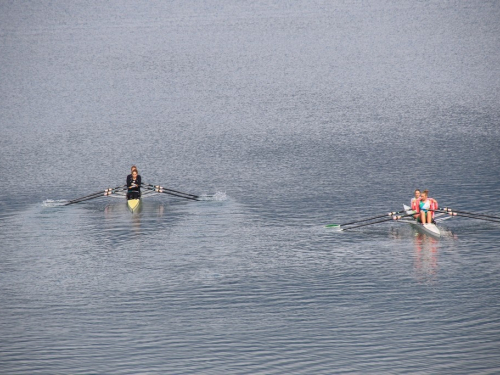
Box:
127;198;141;213
63;183;205;213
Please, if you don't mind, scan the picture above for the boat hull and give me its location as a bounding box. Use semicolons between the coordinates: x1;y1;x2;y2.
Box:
127;198;141;213
402;204;441;237
409;222;440;237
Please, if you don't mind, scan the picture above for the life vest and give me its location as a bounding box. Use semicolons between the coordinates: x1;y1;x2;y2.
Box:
411;198;421;212
429;198;438;217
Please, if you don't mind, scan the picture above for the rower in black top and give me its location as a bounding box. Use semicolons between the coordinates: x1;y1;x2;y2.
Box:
126;168;141;200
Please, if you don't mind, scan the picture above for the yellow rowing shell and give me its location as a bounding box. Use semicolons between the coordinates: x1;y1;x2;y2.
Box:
127;199;141;213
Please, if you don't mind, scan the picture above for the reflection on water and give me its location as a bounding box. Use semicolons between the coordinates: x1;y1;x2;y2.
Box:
413;233;439;284
103;200;169;234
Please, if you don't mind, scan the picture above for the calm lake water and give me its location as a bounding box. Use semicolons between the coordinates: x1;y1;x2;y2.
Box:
1;1;500;374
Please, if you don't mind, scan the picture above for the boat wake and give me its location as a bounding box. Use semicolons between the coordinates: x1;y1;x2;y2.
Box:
42;199;67;207
199;191;227;201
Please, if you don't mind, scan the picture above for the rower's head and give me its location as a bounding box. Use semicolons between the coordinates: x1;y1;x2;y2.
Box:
131;165;138;173
414;189;421;198
132;170;138;178
421;190;428;200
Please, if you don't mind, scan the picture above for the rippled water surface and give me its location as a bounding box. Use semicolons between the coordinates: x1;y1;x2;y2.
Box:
1;1;500;374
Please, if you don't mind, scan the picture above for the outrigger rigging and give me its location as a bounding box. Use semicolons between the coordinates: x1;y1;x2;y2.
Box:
326;205;500;237
64;183;204;212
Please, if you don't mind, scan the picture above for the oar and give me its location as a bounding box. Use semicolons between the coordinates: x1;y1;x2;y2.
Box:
145;184;216;199
341;213;416;231
436;209;500;224
439;207;500;221
325;209;409;228
64;185;125;206
65;191;111;205
64;186;124;205
142;183;199;199
142;183;199;201
162;187;199;199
